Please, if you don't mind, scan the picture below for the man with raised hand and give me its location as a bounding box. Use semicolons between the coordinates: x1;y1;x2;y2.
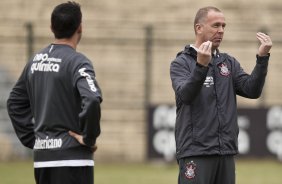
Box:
170;6;272;184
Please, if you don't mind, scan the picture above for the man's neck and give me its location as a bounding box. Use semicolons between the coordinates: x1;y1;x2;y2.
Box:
53;38;77;50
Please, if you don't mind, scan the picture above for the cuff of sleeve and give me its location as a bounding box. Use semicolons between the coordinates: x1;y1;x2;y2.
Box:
83;137;96;147
194;62;209;81
256;53;270;64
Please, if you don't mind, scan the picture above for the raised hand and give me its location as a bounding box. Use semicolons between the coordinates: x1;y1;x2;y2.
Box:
196;41;212;67
256;32;272;57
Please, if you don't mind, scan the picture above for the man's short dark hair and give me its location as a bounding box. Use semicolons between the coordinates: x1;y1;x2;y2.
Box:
51;1;82;39
194;6;221;33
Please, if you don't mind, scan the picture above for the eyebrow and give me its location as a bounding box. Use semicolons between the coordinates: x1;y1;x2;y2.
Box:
212;22;226;26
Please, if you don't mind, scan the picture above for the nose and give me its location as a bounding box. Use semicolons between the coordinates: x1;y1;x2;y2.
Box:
218;26;224;33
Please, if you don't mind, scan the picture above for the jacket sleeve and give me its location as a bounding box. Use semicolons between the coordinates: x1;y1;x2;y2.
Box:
6;67;35;149
233;55;269;99
170;56;209;105
74;61;102;147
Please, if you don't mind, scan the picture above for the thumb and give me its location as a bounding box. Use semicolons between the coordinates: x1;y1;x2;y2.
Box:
69;131;78;138
69;131;82;142
69;131;86;146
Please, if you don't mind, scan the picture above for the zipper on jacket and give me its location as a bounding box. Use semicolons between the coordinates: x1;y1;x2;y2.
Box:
211;56;223;154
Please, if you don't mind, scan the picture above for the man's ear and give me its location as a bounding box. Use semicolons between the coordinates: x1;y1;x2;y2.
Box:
195;23;202;34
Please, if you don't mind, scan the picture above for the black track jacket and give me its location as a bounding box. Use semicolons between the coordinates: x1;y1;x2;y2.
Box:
170;45;269;160
7;44;102;168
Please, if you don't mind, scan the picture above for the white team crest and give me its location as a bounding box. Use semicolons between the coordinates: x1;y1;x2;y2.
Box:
218;62;230;76
185;161;196;179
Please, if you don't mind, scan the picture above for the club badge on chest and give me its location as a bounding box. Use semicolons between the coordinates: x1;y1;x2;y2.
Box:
218;62;230;76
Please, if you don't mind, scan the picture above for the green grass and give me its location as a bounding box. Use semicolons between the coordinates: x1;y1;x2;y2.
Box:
95;162;177;184
0;161;34;184
0;159;281;184
236;159;282;184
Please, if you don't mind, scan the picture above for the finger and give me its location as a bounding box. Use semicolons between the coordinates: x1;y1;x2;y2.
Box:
256;36;265;43
69;131;78;138
256;33;265;40
256;32;270;42
199;41;210;52
256;35;268;44
207;41;212;51
257;32;268;38
69;131;82;142
69;131;86;146
198;42;205;51
257;32;265;38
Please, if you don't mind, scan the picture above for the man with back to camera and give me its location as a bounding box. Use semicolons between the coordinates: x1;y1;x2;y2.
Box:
7;1;102;184
170;6;272;184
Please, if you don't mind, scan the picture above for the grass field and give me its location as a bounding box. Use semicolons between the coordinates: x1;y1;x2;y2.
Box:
0;159;281;184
